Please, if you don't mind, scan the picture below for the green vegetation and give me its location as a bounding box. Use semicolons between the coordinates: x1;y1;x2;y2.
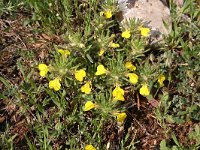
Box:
0;0;199;149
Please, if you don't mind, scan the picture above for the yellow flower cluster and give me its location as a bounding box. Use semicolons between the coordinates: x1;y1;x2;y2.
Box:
83;100;127;123
121;27;150;37
124;61;151;96
125;62;138;84
37;17;158;146
37;49;72;91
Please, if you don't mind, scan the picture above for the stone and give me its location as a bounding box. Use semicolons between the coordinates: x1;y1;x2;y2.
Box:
118;0;172;36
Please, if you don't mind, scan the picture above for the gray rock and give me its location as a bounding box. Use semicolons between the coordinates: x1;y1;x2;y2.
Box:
118;0;172;36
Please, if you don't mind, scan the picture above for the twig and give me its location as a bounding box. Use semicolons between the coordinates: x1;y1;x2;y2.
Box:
136;93;140;110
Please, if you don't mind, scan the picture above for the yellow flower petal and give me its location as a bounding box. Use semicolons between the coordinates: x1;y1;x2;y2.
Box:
81;82;91;94
98;48;105;56
38;64;49;77
139;27;150;37
57;49;70;57
109;42;120;48
75;69;86;81
49;78;61;91
84;101;96;112
125;61;136;71
139;84;150;96
38;64;48;71
116;113;127;122
158;74;165;86
95;65;107;76
104;10;112;19
112;85;125;101
85;144;96;150
39;70;47;77
122;30;131;39
128;73;138;84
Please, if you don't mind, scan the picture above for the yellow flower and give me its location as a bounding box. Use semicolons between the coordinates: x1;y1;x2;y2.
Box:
158;74;165;86
122;30;131;39
139;84;150;96
109;42;120;48
85;144;96;150
38;63;49;77
104;10;112;19
81;82;91;94
75;69;86;82
127;73;138;84
139;27;150;37
116;113;127;122
125;61;136;71
57;49;70;57
49;78;61;91
84;101;96;112
95;65;107;76
100;10;112;19
112;85;125;101
98;48;105;56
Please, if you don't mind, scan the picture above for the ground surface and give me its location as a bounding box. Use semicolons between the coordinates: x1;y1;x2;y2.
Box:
0;2;200;150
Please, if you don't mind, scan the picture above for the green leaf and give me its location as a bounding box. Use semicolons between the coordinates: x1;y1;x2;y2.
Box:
0;93;6;99
17;60;25;79
172;134;180;147
160;140;170;150
86;54;94;63
0;76;12;89
25;135;37;150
